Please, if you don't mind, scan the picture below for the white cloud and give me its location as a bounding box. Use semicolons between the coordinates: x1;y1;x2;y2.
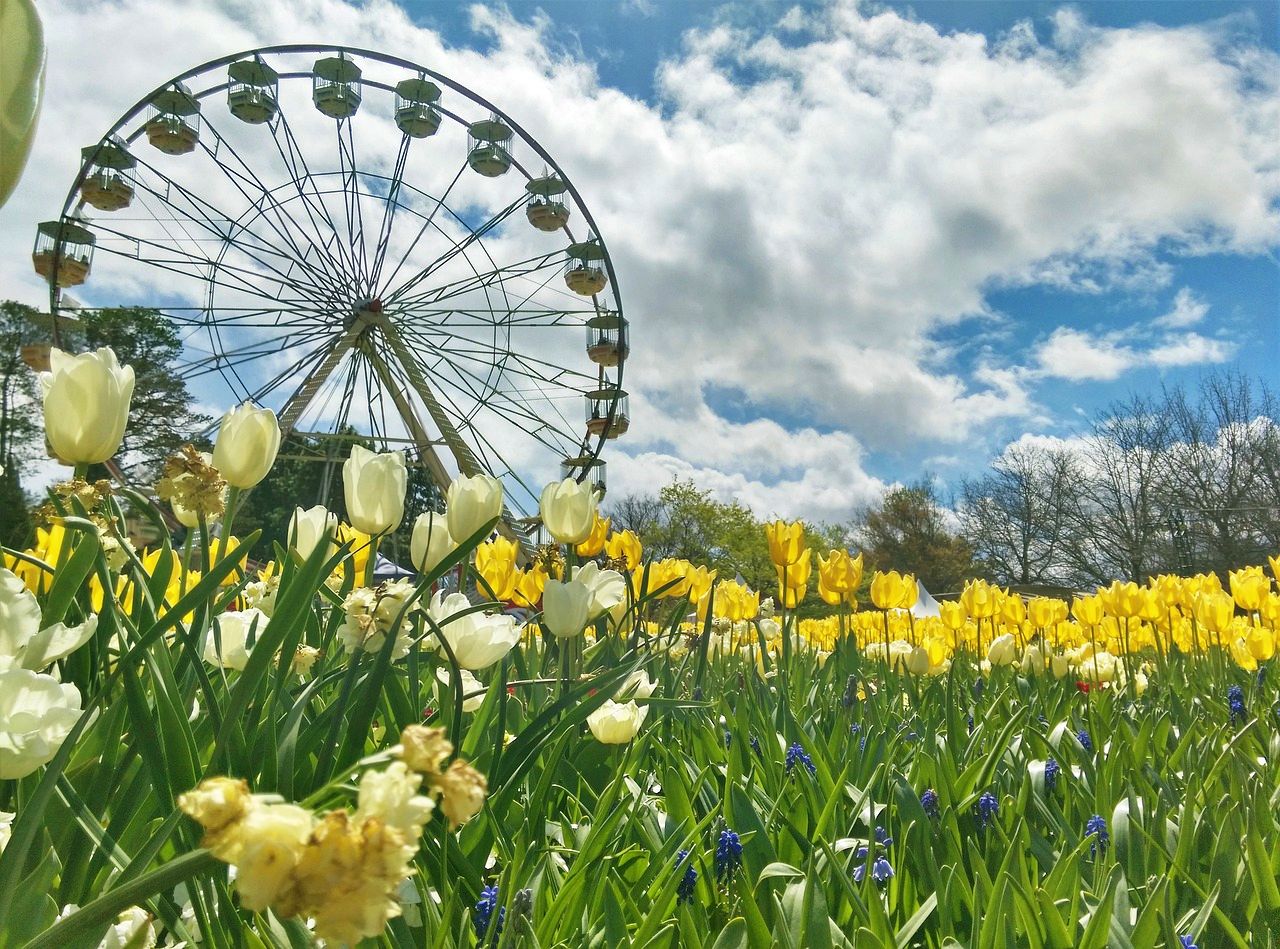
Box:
1147;332;1235;367
1153;287;1211;328
1034;328;1137;381
0;1;1274;514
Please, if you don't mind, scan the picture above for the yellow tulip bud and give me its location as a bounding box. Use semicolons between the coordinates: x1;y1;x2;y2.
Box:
574;514;611;558
764;520;806;568
604;529;642;569
1229;567;1271;612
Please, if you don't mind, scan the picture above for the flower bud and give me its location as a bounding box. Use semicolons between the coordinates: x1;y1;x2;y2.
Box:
587;699;647;744
542;578;593;637
40;347;134;465
289;505;337;562
446;474;503;543
343;445;406;535
539;478;596;545
410;511;454;574
213;403;281;489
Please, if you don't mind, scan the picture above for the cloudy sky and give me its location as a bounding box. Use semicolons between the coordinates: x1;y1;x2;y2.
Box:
2;0;1277;523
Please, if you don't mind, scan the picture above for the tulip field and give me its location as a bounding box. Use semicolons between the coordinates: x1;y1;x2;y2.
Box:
3;350;1280;948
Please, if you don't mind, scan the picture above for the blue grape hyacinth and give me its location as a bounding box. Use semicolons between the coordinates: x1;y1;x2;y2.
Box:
474;885;504;942
921;788;940;819
1085;814;1109;858
975;791;999;830
675;850;698;905
715;829;742;881
1044;758;1061;793
785;741;816;775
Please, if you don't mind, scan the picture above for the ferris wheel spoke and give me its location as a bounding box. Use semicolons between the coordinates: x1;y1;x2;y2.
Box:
336;119;371;297
176;325;333;379
196;112;355;297
373;159;468;300
397;328;582;453
269;106;360;289
389;250;562;312
86;205;334;305
382;195;527;307
126;162;350;311
367;133;412;294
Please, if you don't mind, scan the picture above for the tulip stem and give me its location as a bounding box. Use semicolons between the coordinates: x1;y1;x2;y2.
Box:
74;463;89;481
222;486;241;548
365;533;381;589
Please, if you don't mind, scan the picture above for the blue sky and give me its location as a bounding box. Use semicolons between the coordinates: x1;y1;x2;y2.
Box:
3;0;1277;521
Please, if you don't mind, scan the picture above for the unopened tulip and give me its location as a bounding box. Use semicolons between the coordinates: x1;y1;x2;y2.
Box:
540;478;596;545
1192;590;1234;634
575;514;610;557
410;511;455;575
764;520;805;567
40;347;134;465
987;633;1018;666
446;474;503;543
289;505;337;562
1229;567;1270;612
343;445;406;535
213;403;281;489
818;550;863;597
475;537;519;601
870;570;915;610
542;578;592;637
203;608;268;672
587;699;647;744
604;530;642;569
960;579;999;620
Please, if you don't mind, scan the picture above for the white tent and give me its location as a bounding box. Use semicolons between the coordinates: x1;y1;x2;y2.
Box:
910;579;941;618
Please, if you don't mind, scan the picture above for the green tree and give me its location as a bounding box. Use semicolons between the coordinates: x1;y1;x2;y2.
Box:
0;300;45;466
859;479;975;595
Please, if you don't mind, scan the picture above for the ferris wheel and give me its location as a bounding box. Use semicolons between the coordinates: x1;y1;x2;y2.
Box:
31;45;628;532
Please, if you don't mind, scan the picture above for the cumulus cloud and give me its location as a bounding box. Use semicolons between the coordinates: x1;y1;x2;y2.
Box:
1153;287;1211;328
0;0;1274;520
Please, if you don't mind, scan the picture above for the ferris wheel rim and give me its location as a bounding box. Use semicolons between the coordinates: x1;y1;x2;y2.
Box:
41;43;628;511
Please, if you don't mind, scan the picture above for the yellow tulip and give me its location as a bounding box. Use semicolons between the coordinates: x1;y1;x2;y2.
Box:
1027;597;1063;629
604;530;643;569
1192;590;1234;634
1099;580;1143;619
1269;554;1280;585
776;548;812;608
817;550;862;595
1260;593;1280;628
1072;594;1104;626
1229;567;1270;612
1001;595;1026;627
960;579;999;620
764;520;805;567
511;565;548;610
939;600;966;631
575;514;611;558
475;537;519;601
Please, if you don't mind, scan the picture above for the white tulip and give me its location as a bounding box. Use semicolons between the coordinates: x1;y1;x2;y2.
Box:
410;511;455;574
288;505;337;562
343;445;407;535
446;474;503;543
987;633;1018;667
425;591;521;670
616;669;657;701
906;646;931;676
541;579;592;638
571;562;626;618
435;667;486;712
0;568;97;670
0;666;82;778
203;608;269;672
539;478;596;545
213;403;281;489
587;699;648;744
39;347;134;465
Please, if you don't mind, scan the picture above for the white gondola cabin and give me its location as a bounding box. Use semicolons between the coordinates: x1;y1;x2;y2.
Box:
585;388;629;439
313;54;362;119
146;84;200;155
467;116;512;177
565;238;607;296
526;174;569;231
395;77;442;138
586;312;628;367
32;220;95;287
228;59;279;125
79;138;135;212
